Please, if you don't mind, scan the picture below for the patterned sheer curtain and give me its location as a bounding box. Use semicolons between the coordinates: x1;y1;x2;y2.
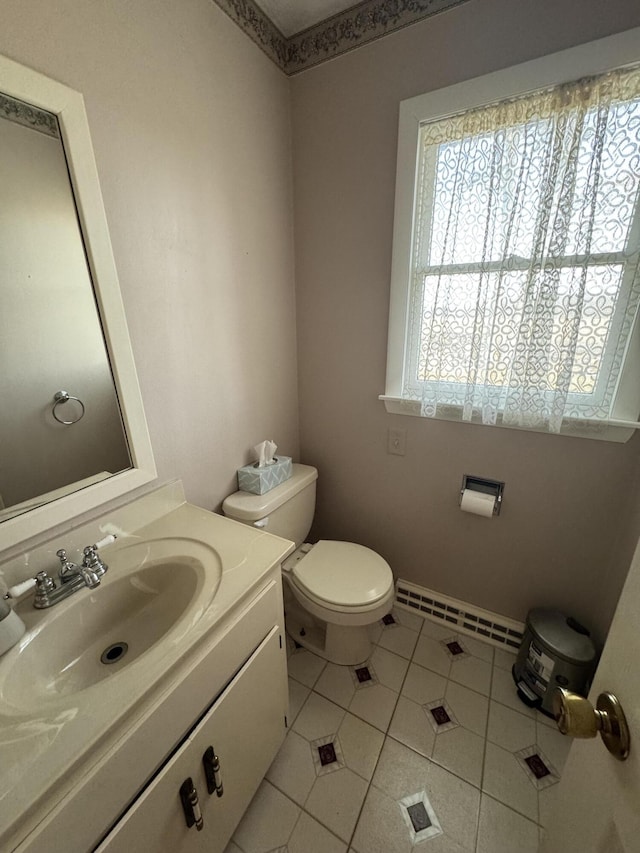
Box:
406;66;640;433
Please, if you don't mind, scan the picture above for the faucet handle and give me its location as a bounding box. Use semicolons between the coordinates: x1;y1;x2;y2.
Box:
82;545;108;576
34;571;56;608
35;571;55;590
56;549;79;582
4;576;38;601
81;535;115;577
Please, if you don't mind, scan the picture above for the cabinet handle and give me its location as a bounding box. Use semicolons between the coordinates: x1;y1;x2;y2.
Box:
203;746;224;797
179;777;204;831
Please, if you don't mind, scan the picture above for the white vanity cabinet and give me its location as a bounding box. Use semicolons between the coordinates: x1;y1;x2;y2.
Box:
96;626;285;853
12;566;290;853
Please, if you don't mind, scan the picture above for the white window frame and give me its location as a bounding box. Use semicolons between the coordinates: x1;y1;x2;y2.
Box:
381;27;640;442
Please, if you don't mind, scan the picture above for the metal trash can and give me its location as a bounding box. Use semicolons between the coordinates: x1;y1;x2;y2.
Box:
512;608;598;717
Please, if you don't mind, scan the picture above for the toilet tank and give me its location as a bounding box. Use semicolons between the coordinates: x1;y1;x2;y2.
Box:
222;464;318;546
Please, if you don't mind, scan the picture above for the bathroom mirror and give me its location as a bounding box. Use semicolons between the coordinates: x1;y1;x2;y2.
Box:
0;54;156;554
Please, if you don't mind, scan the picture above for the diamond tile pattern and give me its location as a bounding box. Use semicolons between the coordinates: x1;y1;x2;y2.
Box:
424;698;459;734
318;742;337;766
407;800;431;830
311;735;346;776
352;664;376;686
229;608;563;853
443;638;467;658
430;704;451;725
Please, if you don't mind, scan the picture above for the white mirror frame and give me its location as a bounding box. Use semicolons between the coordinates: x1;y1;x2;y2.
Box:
0;54;156;554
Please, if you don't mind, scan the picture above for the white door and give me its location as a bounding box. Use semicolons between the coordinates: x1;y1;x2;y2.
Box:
542;538;640;852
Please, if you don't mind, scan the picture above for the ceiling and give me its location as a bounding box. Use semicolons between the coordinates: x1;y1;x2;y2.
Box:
254;0;356;37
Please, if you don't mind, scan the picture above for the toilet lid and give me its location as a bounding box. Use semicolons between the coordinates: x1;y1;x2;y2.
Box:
292;540;393;607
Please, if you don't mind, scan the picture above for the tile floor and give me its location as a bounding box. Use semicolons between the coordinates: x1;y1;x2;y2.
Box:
226;608;569;853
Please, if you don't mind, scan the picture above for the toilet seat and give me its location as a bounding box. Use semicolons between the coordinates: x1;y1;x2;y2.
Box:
290;540;393;608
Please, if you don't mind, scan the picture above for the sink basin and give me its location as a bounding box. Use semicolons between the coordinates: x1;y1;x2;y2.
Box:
0;537;221;712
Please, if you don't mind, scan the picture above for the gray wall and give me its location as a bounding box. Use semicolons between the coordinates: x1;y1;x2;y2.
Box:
291;0;640;642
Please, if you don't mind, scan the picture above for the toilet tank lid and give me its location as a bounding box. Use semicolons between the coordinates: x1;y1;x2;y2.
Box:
222;463;318;522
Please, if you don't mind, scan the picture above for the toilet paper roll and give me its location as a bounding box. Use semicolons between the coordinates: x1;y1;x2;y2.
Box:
460;489;496;518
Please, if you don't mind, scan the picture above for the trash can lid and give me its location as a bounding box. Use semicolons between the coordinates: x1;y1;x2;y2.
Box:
526;608;596;665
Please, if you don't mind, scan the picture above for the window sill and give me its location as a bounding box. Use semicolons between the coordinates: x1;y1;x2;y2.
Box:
379;396;638;443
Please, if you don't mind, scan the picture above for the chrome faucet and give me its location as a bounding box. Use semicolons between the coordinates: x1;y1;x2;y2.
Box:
33;567;96;608
30;536;116;609
2;535;118;610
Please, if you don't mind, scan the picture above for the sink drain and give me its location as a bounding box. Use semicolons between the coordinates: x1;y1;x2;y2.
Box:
100;641;129;665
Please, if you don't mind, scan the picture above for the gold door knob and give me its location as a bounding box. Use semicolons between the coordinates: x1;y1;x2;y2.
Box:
552;688;630;761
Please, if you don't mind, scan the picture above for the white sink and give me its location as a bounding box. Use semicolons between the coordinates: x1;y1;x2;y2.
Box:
0;498;295;853
0;537;221;712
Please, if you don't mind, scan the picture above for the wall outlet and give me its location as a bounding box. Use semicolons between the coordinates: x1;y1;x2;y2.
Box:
387;427;407;456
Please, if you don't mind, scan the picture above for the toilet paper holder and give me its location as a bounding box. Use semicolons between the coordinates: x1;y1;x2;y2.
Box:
460;474;505;516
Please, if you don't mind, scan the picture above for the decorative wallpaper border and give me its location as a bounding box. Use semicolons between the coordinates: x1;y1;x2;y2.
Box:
0;92;59;137
213;0;472;75
213;0;288;69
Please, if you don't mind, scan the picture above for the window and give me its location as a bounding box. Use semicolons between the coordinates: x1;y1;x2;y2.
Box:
382;31;640;441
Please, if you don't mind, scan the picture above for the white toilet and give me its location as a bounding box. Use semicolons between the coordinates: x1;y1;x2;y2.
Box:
222;464;395;665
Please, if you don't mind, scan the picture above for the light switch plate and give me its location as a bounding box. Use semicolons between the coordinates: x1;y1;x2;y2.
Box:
387;427;407;456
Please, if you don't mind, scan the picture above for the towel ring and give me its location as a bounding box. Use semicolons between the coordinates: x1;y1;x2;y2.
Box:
52;390;85;425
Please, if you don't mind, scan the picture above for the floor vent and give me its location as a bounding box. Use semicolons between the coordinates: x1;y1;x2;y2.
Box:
395;580;524;651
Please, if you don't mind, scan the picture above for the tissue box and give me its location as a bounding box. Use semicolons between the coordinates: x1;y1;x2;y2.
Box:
237;456;293;495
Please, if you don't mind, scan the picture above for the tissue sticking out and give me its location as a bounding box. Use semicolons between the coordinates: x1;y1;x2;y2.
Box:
255;440;277;468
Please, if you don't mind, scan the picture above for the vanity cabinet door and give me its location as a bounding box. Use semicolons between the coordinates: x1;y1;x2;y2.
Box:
95;626;286;853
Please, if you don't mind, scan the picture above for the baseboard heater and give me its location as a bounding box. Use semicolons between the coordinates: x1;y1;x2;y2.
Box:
395;580;524;651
